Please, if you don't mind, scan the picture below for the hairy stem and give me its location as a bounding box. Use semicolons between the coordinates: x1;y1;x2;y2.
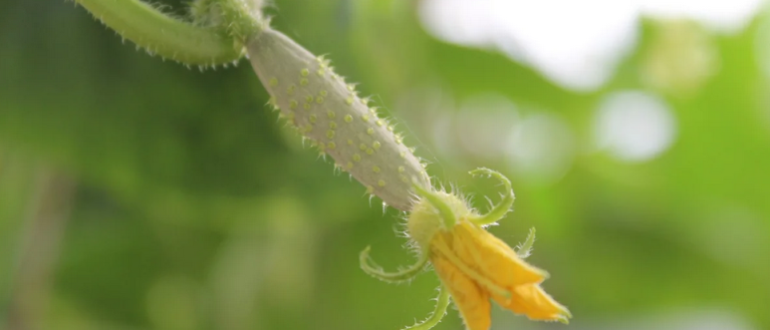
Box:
468;168;515;226
73;0;244;65
516;227;536;259
403;287;450;330
359;246;429;283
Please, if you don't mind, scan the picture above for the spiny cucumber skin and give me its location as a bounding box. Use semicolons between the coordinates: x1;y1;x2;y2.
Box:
246;28;430;211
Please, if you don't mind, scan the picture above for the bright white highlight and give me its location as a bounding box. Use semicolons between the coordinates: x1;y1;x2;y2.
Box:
640;0;763;32
594;91;677;162
420;0;763;90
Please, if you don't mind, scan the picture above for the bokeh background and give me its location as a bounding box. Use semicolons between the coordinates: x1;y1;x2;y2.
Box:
2;0;770;329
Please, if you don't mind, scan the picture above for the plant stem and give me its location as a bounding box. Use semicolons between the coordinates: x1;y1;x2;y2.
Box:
403;287;451;330
74;0;244;66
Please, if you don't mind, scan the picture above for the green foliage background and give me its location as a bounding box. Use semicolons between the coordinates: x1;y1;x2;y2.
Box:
1;1;769;329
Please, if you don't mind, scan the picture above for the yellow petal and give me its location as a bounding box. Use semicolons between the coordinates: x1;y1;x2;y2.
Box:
493;284;571;322
452;222;547;287
432;252;491;330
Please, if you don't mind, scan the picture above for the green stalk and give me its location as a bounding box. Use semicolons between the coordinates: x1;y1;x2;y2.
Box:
74;0;244;66
403;287;450;330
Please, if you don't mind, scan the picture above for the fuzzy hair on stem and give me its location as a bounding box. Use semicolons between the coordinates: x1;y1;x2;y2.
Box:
72;0;246;66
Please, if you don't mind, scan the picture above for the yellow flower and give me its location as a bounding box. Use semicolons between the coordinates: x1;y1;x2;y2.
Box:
430;221;570;329
361;168;570;330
